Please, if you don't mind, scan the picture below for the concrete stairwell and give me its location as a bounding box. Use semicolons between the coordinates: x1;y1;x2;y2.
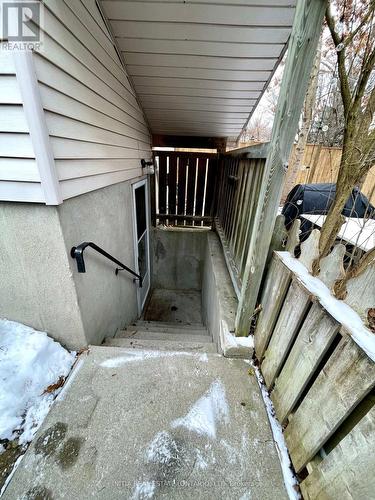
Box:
103;319;217;353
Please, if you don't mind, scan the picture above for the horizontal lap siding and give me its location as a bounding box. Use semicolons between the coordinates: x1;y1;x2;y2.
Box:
0;47;42;202
36;0;151;199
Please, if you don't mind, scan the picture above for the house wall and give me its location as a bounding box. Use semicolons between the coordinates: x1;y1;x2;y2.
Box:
0;0;152;204
0;202;86;349
0;178;141;349
35;0;151;200
0;48;44;202
0;1;152;345
58;178;140;345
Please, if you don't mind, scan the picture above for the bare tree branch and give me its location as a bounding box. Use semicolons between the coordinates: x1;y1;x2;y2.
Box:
325;4;353;115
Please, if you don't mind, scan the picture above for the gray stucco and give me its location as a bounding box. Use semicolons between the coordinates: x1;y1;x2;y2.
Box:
58;180;140;346
0;179;142;349
151;227;208;291
0;202;86;349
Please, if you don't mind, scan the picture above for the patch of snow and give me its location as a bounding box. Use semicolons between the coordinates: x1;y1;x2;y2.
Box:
220;320;254;356
198;353;209;362
195;448;209;469
239;493;252;500
0;319;75;445
100;350;210;368
132;480;156;499
171;379;229;439
236;336;254;349
252;361;300;500
278;252;375;362
145;431;178;465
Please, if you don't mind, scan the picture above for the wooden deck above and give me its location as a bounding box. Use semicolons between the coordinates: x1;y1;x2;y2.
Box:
100;0;297;138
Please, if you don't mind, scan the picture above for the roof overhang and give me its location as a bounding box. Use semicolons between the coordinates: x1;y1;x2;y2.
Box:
100;0;297;138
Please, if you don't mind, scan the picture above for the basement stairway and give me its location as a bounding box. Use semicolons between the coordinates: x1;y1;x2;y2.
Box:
103;288;217;353
103;319;217;353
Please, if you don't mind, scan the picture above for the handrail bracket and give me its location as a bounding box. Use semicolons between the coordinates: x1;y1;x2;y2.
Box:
70;242;142;287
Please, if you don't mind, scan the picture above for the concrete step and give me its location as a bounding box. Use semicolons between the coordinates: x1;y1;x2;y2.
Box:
4;344;288;500
134;320;206;331
117;329;211;343
103;337;217;353
120;323;209;338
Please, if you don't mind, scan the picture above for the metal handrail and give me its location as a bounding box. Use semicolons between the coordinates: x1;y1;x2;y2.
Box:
70;242;142;287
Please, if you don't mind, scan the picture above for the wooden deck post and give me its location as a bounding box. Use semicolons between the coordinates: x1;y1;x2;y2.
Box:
235;0;327;336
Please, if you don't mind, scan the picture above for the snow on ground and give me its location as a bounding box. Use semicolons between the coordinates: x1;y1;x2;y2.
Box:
132;480;156;500
146;431;179;465
171;379;229;439
250;359;300;500
100;350;209;368
278;251;375;362
0;319;76;446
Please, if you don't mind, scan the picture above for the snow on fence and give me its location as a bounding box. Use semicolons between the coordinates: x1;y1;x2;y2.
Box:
254;217;375;499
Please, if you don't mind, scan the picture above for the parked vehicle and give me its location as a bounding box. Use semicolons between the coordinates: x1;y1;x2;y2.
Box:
282;183;375;239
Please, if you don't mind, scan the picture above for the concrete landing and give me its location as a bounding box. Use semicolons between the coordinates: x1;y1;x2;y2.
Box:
144;289;203;325
4;346;288;500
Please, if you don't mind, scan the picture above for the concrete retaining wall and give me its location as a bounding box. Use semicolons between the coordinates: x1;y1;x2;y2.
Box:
202;232;238;350
151;227;208;291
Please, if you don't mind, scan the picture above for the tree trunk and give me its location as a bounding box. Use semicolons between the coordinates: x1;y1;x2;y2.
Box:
281;37;322;202
312;103;363;273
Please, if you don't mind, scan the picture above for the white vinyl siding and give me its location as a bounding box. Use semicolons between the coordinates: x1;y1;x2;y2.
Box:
0;48;43;202
0;0;151;204
34;0;151;200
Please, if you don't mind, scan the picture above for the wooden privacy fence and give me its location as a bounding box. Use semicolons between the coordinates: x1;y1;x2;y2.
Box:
152;151;218;226
255;219;375;499
214;147;268;295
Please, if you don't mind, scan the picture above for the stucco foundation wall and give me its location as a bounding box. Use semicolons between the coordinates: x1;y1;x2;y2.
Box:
0;202;86;349
151;227;208;291
58;179;139;346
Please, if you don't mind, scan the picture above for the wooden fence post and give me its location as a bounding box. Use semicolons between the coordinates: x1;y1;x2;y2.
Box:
235;0;327;336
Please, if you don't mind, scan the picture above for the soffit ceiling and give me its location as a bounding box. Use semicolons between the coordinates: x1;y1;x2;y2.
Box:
101;0;297;138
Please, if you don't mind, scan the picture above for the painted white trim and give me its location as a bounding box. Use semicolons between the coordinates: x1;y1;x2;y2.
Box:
132;177;151;315
13;51;62;205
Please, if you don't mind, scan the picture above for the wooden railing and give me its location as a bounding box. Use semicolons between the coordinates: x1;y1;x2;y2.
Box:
255;225;375;498
152;151;218;227
215;145;268;295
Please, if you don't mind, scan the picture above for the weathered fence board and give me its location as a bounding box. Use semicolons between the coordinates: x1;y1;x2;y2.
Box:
345;264;375;328
254;257;291;359
168;154;177;219
254;226;375;496
261;280;311;388
215;155;266;288
186;157;196;216
284;335;375;472
153;151;217;226
194;157;206;218
158;153;167;215
272;303;340;423
300;404;375;500
177;155;188;216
